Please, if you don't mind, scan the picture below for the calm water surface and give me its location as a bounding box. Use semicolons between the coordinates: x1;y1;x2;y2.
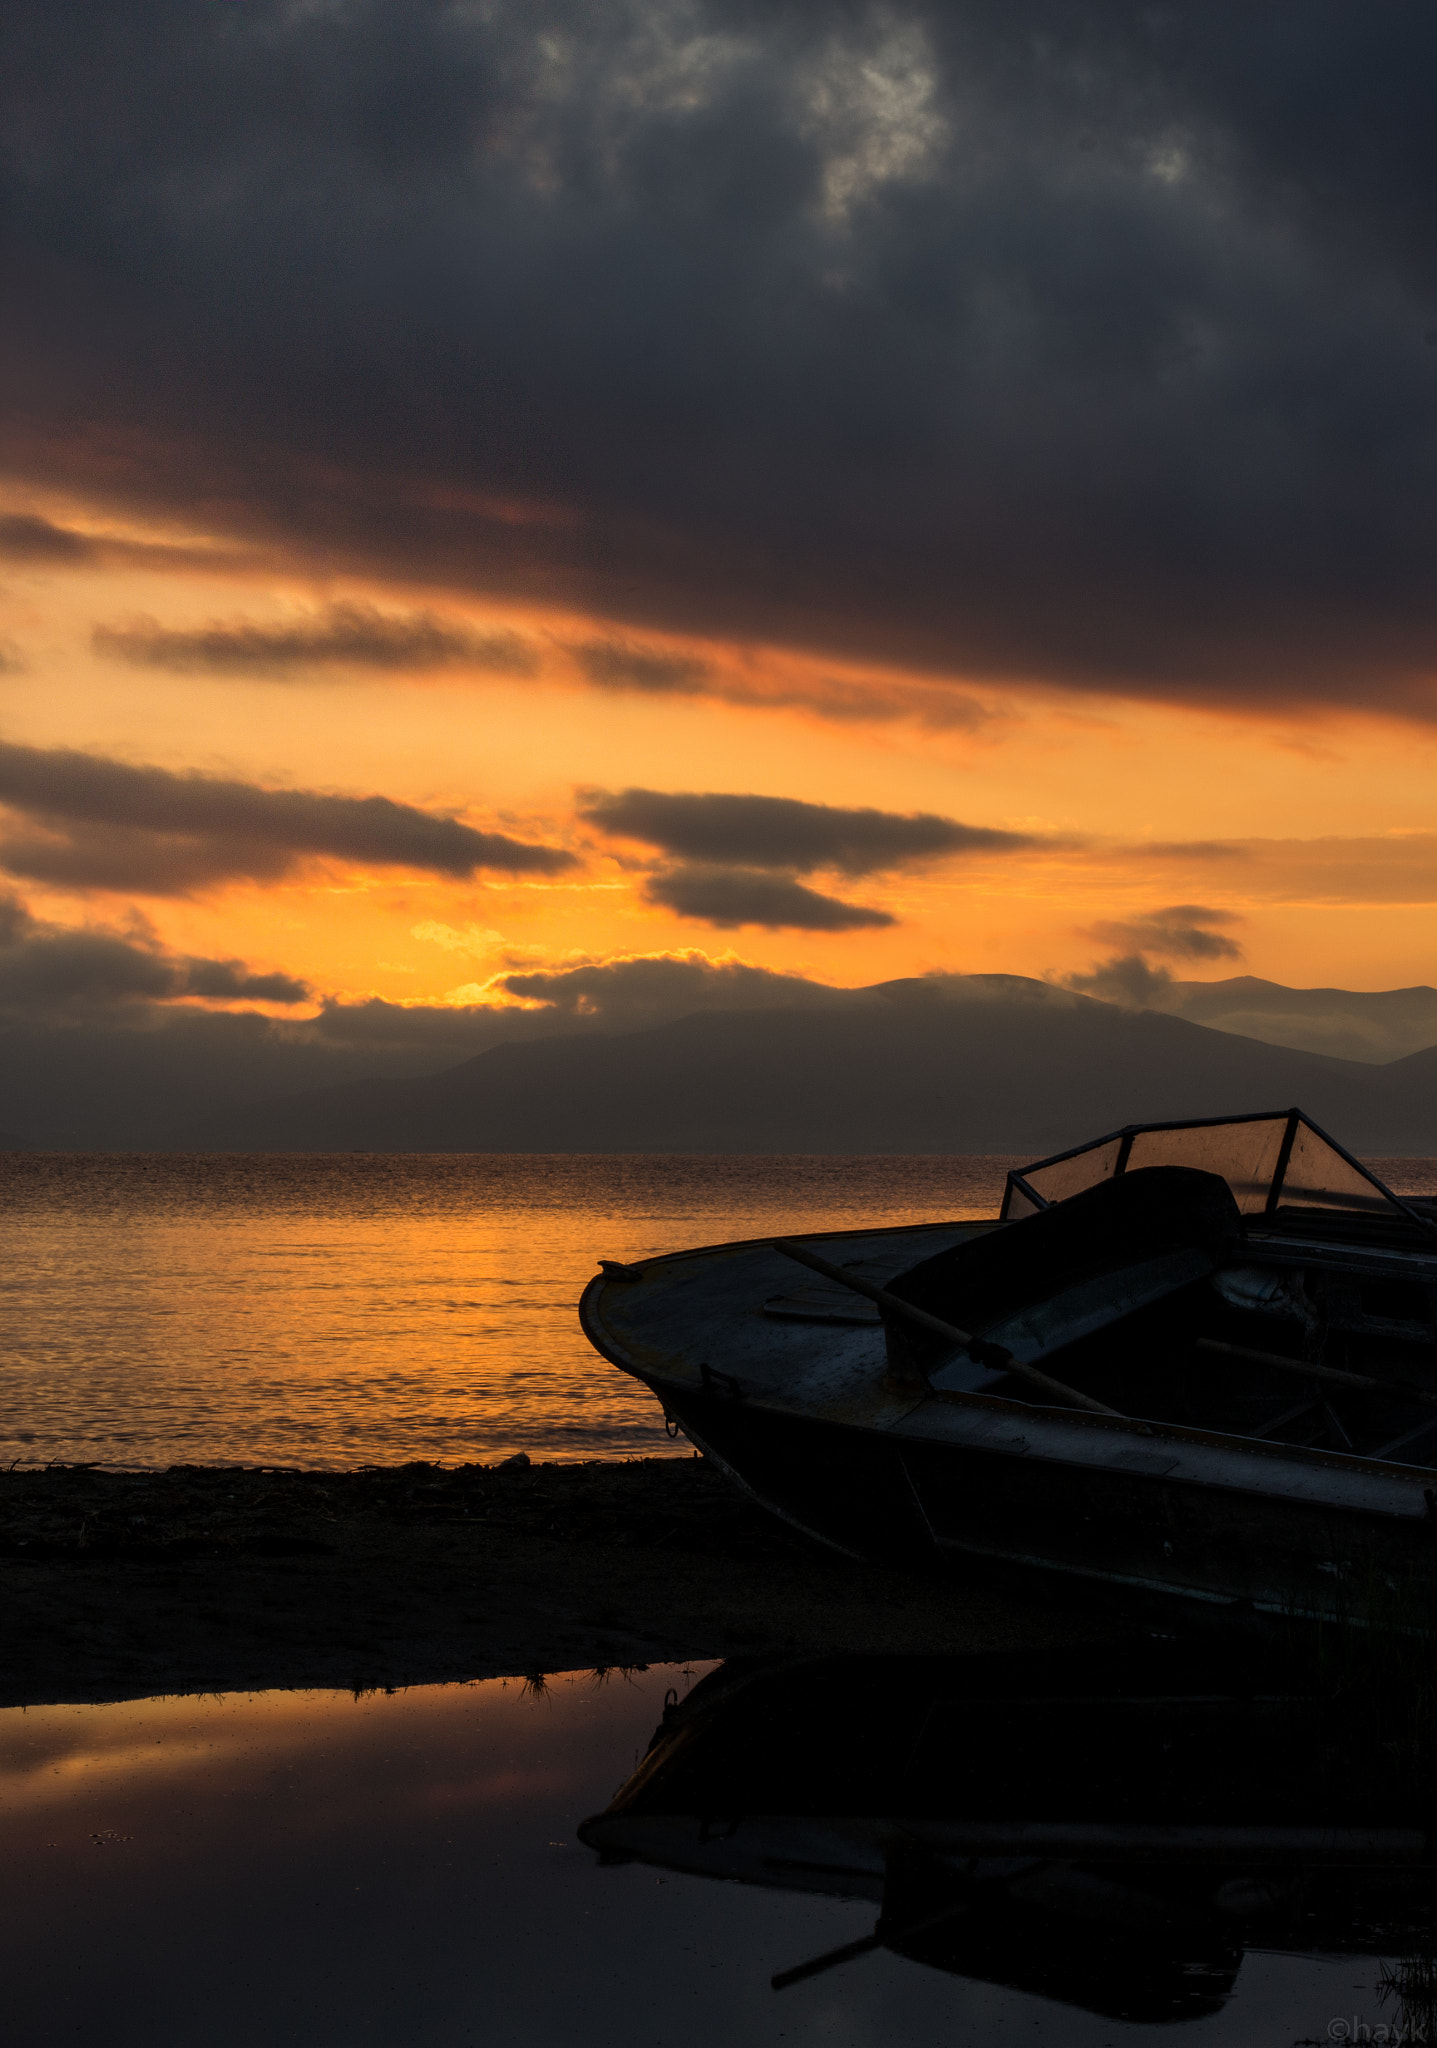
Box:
0;1662;1405;2048
0;1153;1026;1469
2;1152;1431;1471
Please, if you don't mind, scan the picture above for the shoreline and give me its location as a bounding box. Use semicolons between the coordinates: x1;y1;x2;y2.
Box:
0;1455;1113;1708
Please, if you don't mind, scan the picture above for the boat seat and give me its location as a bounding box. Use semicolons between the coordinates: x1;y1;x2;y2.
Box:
884;1167;1244;1372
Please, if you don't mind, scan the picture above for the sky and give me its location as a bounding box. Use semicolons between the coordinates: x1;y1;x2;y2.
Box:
1;0;1434;1071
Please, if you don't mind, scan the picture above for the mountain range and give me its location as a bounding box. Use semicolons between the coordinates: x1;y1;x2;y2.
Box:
1151;976;1437;1064
178;979;1437;1157
0;972;1431;1154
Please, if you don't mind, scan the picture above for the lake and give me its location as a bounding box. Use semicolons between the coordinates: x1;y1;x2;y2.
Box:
0;1153;1020;1468
2;1151;1431;1471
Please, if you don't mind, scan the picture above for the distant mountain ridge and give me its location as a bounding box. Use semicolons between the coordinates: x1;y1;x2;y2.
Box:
1158;976;1437;1063
178;984;1437;1157
2;970;1432;1151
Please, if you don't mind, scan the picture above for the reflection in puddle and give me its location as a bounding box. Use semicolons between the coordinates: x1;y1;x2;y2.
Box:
0;1654;1426;2045
581;1646;1437;2042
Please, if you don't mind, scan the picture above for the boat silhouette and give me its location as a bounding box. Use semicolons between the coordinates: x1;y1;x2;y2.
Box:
582;1110;1437;1624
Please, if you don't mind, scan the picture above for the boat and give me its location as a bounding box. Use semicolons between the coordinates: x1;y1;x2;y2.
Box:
579;1109;1437;1625
579;1649;1437;2023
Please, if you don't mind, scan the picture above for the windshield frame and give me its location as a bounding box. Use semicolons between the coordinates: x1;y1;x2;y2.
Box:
1002;1106;1434;1236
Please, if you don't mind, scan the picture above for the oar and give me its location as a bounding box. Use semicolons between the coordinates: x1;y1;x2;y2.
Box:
770;1928;888;1991
772;1239;1122;1419
1197;1337;1437;1411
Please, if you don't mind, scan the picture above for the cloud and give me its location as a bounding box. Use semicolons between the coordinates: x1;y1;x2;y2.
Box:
1064;953;1177;1007
0;510;260;577
644;865;895;930
411;920;505;956
1065;904;1242;1007
5;4;1437;716
88;601;996;730
1084;906;1245;963
0;891;309;1013
1213;835;1437;906
93;603;537;677
0;513;98;563
578;786;1029;929
570;641;711;694
296;955;848;1063
579;788;1033;874
493;949;849;1018
1102;832;1437;903
307;997;523;1051
1139;841;1246;860
314;951;858;1048
571;640;997;729
1056;951;1437;1059
181;959;309;1002
0;740;575;895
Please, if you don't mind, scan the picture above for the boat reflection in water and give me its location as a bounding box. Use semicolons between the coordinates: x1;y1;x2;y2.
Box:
579;1648;1437;2026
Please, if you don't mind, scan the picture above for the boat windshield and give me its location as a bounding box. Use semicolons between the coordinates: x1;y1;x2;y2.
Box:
1002;1109;1425;1229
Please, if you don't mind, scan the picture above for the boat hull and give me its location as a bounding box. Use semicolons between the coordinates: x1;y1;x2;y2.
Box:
648;1378;1437;1623
580;1222;1437;1628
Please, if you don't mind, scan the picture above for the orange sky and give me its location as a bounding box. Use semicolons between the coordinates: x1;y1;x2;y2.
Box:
0;483;1433;1014
4;0;1437;1056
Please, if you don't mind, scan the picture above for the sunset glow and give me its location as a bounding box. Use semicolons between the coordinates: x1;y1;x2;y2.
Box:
2;499;1432;1017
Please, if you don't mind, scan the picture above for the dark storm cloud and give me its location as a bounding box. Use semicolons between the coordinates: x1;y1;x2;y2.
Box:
0;891;309;1012
580;789;1032;873
0;741;575;894
4;2;1437;715
94;604;537;677
645;865;895;930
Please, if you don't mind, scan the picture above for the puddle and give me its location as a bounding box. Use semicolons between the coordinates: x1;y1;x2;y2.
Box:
0;1657;1418;2045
